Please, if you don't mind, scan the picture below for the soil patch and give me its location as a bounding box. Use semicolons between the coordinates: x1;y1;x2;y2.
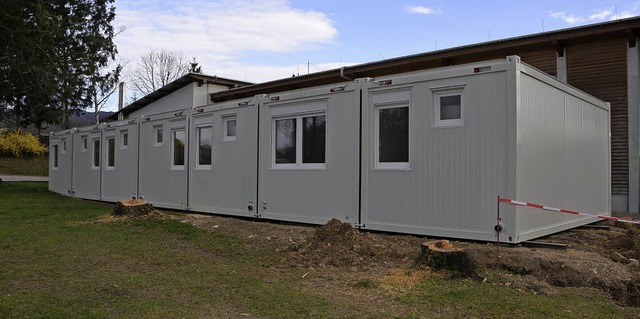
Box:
178;213;640;307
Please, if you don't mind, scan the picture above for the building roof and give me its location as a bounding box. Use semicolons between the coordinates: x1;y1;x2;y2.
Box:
109;73;253;119
210;16;640;103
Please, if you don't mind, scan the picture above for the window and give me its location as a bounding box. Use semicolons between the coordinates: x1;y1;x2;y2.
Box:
223;116;237;141
273;114;326;167
107;137;115;168
376;106;409;168
52;144;59;169
172;129;185;168
197;125;212;168
433;86;464;127
154;125;163;146
81;136;88;152
275;118;296;164
121;130;128;148
92;139;100;169
61;139;67;154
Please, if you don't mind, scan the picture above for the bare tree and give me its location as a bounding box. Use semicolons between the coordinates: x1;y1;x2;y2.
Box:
129;50;191;97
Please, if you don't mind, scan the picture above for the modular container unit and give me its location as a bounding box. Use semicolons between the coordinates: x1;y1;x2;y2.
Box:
49;130;73;195
358;56;609;243
48;56;610;243
71;125;102;200
188;96;259;217
101;120;140;202
138;110;188;209
257;83;360;224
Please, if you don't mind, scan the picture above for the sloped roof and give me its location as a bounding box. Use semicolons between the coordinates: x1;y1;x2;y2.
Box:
109;73;253;119
210;16;640;103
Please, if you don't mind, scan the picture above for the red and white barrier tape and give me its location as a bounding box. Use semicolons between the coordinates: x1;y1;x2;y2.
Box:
498;197;640;225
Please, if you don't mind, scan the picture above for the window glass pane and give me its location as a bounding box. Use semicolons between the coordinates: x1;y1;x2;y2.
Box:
107;138;115;167
198;126;212;165
156;127;163;143
440;95;461;120
53;145;59;167
93;140;100;167
226;119;237;137
82;137;87;150
302;115;326;163
379;107;409;163
173;130;185;166
122;132;128;146
275;118;296;164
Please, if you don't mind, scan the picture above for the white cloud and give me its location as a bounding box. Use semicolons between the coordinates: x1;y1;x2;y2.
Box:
406;6;440;15
589;9;612;21
113;0;338;83
550;4;639;25
549;11;584;24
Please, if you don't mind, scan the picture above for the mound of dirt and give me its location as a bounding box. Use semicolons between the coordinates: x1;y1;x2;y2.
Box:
291;219;422;268
607;224;640;260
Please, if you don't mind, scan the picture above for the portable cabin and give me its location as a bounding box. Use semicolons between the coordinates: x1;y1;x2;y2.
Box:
49;56;610;243
101;119;139;202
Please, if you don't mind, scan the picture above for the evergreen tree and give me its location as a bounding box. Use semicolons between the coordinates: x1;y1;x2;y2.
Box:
0;0;120;131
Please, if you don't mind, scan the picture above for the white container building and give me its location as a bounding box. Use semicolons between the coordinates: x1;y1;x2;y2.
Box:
49;56;610;243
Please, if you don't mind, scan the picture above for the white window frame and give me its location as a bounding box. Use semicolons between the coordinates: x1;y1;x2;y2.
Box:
271;112;326;170
374;103;410;170
91;138;100;170
154;125;163;147
52;144;59;169
120;130;128;149
106;136;115;170
196;124;213;170
81;136;87;152
432;85;465;128
223;115;237;142
171;128;186;170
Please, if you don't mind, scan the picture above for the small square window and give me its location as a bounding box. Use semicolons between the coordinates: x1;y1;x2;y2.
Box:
433;86;465;127
154;126;163;146
224;116;237;142
121;130;128;149
106;137;115;168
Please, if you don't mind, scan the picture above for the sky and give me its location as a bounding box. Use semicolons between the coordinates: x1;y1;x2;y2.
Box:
106;0;640;111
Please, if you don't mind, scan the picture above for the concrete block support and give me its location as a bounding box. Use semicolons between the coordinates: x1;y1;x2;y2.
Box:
628;38;640;213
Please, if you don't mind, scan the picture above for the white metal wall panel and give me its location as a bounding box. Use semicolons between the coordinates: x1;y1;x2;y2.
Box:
138;111;188;209
258;84;360;224
48;132;73;195
188;99;258;216
72;127;101;200
101;121;139;202
361;65;511;242
129;85;194;118
515;68;610;242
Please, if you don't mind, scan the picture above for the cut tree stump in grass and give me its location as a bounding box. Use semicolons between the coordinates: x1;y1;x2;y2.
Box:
113;199;155;217
421;240;479;278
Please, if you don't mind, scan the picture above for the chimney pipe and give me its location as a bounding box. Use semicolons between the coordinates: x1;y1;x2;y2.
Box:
118;82;126;121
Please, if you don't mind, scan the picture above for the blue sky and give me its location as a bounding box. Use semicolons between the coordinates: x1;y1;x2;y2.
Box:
107;0;640;111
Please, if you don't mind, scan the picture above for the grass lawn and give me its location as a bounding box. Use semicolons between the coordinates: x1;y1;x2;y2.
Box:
0;156;49;176
0;182;636;318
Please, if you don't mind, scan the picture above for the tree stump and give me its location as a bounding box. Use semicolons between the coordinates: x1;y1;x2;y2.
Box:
421;240;478;278
113;199;155;217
